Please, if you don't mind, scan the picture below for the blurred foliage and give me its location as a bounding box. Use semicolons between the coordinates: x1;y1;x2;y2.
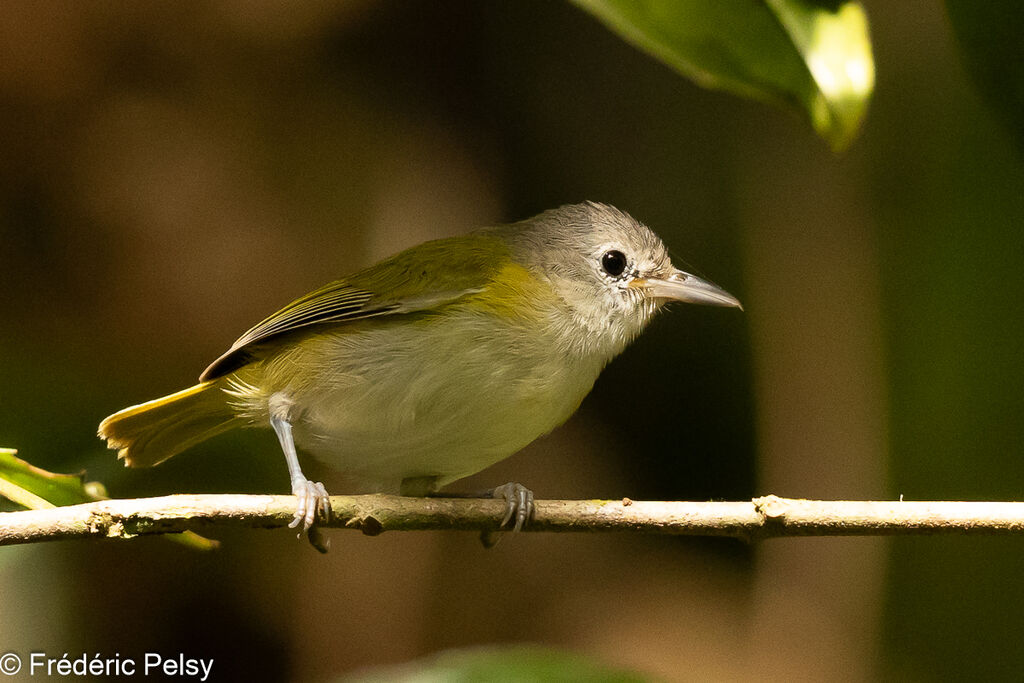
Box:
945;0;1024;156
572;0;874;150
871;3;1024;680
340;645;651;683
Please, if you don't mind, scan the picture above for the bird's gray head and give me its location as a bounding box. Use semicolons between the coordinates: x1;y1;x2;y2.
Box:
505;201;741;357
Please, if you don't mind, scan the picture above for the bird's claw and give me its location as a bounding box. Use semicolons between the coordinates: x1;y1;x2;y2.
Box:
289;479;331;532
494;481;534;531
480;482;534;547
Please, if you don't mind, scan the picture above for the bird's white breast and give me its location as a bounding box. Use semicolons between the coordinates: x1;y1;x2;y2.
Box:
231;309;607;490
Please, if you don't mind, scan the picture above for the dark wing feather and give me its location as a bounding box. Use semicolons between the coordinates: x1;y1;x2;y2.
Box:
230;280;379;346
199;233;509;381
199;280;397;380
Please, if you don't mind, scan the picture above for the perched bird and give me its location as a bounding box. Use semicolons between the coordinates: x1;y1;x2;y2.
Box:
99;202;740;543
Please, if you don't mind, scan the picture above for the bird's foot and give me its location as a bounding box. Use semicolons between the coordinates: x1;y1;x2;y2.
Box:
289;478;331;532
480;481;534;548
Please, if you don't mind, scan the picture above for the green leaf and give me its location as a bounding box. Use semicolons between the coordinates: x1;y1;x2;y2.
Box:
945;0;1024;156
337;645;653;682
0;448;217;550
0;448;103;508
571;0;874;151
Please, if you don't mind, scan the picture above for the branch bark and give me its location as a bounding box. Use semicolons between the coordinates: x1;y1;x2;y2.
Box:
4;494;1024;547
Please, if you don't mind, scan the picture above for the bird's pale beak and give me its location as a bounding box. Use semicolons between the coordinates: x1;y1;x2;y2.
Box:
630;269;743;310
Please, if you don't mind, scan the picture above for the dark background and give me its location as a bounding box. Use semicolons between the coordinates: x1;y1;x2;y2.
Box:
1;2;1022;680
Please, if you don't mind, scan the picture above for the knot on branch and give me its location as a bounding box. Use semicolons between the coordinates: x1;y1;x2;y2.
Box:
87;510;136;540
345;513;384;536
753;495;788;520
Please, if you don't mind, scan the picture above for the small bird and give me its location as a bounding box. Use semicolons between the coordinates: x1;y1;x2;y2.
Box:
99;202;740;544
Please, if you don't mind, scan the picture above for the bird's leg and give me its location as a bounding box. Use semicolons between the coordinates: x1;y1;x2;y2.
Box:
269;404;331;542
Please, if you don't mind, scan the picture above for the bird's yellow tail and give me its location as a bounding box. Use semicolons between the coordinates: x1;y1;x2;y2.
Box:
98;382;238;467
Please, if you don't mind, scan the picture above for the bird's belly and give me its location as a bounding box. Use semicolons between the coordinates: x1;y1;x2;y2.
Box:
297;379;582;486
255;321;603;488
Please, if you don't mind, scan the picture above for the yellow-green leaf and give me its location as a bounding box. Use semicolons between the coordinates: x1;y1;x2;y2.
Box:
571;0;874;151
0;448;98;508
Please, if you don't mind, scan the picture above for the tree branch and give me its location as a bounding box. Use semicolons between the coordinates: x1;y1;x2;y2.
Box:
4;494;1024;547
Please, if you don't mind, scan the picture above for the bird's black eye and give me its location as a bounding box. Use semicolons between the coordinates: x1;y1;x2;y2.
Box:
601;250;628;277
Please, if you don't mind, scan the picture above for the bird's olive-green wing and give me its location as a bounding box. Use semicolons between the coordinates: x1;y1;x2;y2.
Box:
199;233;508;381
